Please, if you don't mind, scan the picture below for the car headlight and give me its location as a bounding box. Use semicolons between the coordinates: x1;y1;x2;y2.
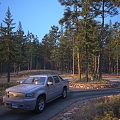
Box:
25;93;34;99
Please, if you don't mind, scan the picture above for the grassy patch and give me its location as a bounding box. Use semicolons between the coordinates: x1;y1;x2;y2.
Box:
69;95;120;120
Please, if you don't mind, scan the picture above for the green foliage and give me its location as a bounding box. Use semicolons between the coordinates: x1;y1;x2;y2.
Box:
112;0;120;7
0;2;120;82
1;7;16;82
1;7;16;62
42;25;60;70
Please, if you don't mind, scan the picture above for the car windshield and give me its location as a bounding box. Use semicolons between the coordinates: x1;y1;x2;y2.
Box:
24;76;46;85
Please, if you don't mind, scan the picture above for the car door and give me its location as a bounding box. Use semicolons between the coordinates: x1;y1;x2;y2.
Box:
53;75;63;97
46;76;56;101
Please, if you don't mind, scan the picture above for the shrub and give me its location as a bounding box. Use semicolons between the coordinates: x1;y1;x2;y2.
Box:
68;95;120;120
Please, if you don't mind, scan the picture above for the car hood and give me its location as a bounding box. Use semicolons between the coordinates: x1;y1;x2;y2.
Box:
6;84;43;93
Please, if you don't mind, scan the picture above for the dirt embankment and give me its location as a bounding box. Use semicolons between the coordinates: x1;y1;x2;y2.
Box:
0;69;62;83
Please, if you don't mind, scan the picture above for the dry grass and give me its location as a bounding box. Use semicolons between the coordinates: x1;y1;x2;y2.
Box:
51;95;120;120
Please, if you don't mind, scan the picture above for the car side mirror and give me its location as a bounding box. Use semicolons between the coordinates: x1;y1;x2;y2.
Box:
47;81;53;86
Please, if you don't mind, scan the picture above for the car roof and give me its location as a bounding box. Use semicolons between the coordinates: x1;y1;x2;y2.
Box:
29;74;59;77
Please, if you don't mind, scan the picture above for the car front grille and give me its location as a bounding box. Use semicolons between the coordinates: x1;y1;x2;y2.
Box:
7;91;25;99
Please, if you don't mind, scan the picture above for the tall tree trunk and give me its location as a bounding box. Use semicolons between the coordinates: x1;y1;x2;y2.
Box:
108;52;111;74
19;65;20;71
7;39;10;82
77;52;81;79
0;62;2;76
13;63;16;76
16;64;19;75
97;55;100;77
72;37;75;75
117;54;118;76
61;58;64;74
86;44;89;82
7;60;10;82
94;56;96;73
30;53;32;71
99;0;104;79
74;2;81;80
28;62;29;70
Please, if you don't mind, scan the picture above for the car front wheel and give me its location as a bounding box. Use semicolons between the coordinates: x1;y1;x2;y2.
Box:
35;96;45;113
61;88;67;99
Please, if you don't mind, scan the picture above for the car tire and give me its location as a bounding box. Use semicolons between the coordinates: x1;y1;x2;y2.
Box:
35;96;45;113
61;88;67;99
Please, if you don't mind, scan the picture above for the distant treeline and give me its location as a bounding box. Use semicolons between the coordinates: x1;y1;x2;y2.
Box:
0;0;120;82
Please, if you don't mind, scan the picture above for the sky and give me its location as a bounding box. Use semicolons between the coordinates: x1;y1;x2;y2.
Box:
0;0;120;42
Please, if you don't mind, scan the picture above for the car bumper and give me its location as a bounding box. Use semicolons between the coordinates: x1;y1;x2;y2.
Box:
3;96;36;110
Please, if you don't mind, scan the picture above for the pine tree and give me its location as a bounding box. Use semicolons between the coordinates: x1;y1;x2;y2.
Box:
58;0;83;79
0;23;4;76
1;7;16;82
77;1;101;82
92;0;119;79
31;35;39;69
103;20;114;74
112;22;120;76
41;26;59;70
14;21;25;74
58;0;102;81
52;24;72;73
24;31;33;70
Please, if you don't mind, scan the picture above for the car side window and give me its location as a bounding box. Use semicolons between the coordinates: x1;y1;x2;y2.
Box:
53;76;60;83
48;77;54;84
59;76;63;81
